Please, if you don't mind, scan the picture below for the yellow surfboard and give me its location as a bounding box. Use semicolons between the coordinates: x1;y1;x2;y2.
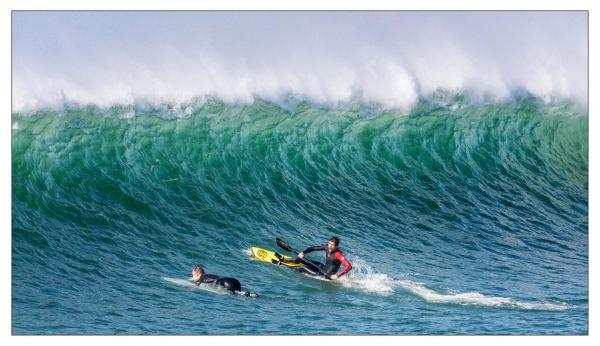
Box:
250;246;304;267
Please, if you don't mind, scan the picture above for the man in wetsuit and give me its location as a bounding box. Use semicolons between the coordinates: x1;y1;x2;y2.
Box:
280;236;352;280
191;265;258;297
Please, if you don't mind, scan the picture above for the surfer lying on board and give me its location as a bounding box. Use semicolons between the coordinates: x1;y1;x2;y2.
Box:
192;265;258;298
278;236;352;280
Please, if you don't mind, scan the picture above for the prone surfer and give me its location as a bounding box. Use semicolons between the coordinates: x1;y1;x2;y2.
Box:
192;265;258;298
279;236;352;280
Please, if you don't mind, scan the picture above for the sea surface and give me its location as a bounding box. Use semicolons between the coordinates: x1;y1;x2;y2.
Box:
12;95;588;334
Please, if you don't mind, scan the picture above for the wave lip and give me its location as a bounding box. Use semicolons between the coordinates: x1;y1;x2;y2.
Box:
12;12;587;113
397;280;570;311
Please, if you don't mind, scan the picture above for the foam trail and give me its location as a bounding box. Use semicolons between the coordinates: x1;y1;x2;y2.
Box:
12;11;587;112
341;256;395;295
244;249;574;309
396;280;570;311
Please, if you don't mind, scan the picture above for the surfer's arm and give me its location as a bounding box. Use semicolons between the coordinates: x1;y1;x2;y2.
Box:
335;251;352;278
302;244;327;254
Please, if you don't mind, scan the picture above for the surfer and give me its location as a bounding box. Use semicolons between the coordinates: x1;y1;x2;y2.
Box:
192;265;258;298
279;236;352;280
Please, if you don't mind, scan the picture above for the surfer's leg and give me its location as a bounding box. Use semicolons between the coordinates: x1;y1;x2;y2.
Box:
215;277;242;292
233;290;259;298
296;261;323;276
275;252;301;264
216;278;259;298
304;260;324;272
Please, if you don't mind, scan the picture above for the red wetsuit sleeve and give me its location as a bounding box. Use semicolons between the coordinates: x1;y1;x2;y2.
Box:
335;251;352;277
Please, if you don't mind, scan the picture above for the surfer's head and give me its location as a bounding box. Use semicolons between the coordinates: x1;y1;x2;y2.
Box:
328;236;340;251
192;265;204;282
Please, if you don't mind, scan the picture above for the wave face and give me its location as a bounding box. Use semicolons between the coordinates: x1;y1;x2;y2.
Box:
12;96;588;334
12;11;587;111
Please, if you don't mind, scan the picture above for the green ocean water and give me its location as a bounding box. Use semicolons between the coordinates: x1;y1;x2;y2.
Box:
12;96;588;334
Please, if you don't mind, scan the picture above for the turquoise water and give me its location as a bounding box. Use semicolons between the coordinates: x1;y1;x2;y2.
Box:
12;96;588;334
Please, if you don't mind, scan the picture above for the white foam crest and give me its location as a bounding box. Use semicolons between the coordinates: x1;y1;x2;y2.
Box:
396;279;570;311
12;12;587;112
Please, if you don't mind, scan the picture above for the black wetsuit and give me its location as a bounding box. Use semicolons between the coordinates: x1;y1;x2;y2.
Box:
195;274;242;292
286;244;352;278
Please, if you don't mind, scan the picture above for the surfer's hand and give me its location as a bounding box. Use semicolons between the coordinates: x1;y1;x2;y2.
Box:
329;274;338;280
298;252;304;259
